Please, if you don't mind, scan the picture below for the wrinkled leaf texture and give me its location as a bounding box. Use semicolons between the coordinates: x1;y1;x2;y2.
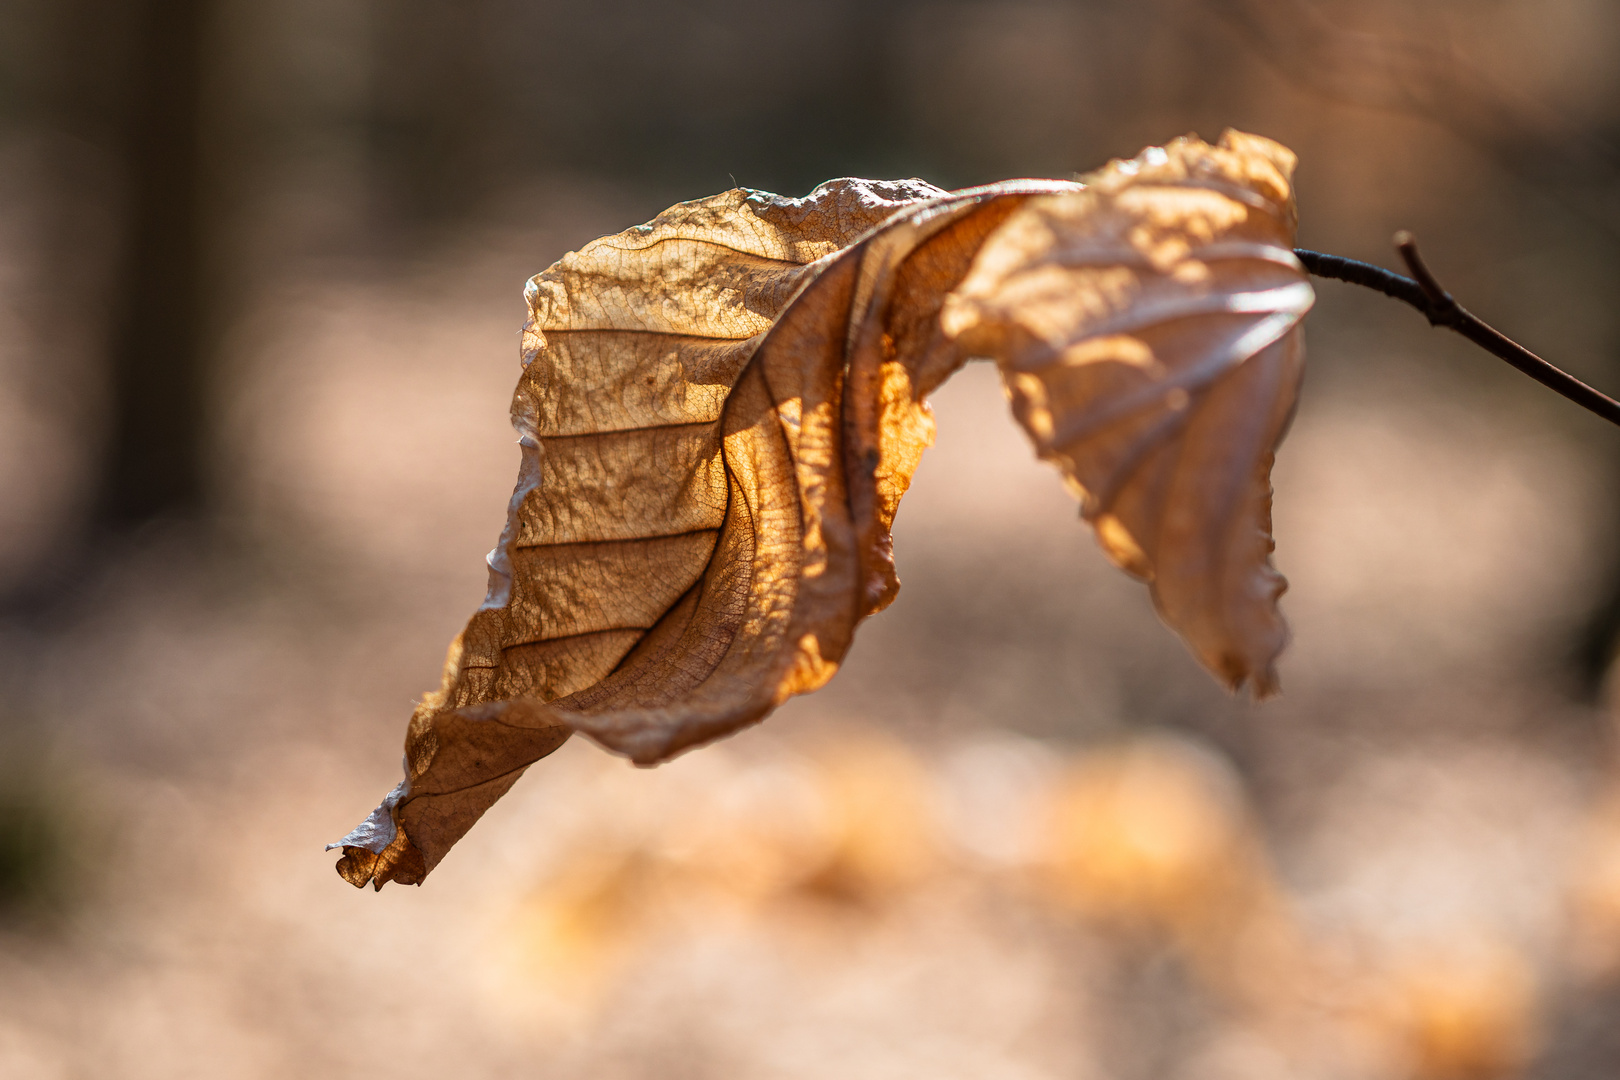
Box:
335;130;1312;889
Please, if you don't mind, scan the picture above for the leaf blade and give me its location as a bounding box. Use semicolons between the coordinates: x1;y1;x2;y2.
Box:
942;130;1311;693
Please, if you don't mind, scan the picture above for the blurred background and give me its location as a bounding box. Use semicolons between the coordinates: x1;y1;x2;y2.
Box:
2;0;1620;1076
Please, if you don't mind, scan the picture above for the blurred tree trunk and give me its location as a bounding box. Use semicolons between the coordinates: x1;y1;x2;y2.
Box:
369;0;497;225
97;0;216;526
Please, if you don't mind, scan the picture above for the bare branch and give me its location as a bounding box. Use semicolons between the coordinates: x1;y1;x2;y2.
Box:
1296;238;1620;429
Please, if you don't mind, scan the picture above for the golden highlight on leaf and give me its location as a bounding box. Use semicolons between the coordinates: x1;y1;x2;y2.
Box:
334;131;1312;890
943;131;1310;693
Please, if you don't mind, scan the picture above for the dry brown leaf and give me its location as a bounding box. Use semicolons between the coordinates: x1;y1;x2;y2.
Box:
944;130;1310;692
333;131;1311;890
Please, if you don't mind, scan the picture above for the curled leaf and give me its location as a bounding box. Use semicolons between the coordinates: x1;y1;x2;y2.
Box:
943;130;1310;692
335;131;1311;889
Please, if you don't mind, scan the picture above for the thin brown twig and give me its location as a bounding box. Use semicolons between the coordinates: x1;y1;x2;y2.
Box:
1392;231;1451;313
1294;236;1620;430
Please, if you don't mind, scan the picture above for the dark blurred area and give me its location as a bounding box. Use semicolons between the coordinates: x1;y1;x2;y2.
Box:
3;1;1620;1077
